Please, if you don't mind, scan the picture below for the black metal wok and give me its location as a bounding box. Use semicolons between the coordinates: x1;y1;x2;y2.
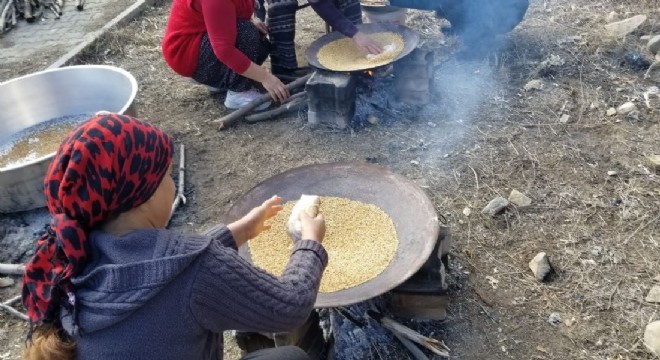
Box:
221;162;440;308
305;23;420;72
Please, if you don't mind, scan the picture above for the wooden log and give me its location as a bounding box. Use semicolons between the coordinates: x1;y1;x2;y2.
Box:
244;92;308;123
0;264;25;276
214;73;312;130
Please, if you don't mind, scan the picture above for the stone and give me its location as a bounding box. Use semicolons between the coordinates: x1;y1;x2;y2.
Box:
524;79;544;91
617;102;637;114
604;15;647;38
367;114;380;125
482;197;509;216
0;277;15;288
607;170;618;176
648;35;660;55
548;313;561;326
509;190;532;207
647;286;660;303
645;321;660;356
648;155;660;172
606;107;617;116
559;114;571;123
606;11;618;22
529;252;552;281
463;207;472;216
641;35;653;41
654;275;660;282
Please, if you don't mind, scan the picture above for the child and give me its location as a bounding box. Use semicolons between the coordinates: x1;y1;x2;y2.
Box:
22;114;327;360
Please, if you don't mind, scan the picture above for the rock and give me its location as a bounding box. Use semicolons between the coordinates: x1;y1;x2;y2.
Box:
509;190;532;207
524;79;544;91
617;102;637;114
645;321;660;356
648;286;660;303
367;114;380;125
462;207;472;216
606;11;618;22
648;35;660;55
529;252;552;281
606;107;617;116
642;35;653;41
604;15;647;37
648;155;660;172
607;170;618;176
655;275;660;282
410;160;420;166
482;197;509;216
559;114;571;123
0;277;15;288
548;313;561;326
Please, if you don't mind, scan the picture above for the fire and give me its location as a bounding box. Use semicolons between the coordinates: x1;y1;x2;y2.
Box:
366;70;374;76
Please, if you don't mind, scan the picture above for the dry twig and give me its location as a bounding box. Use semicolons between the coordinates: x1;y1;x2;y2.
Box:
0;264;25;276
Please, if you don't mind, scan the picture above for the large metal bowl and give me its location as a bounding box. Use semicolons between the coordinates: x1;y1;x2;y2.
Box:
222;162;440;308
0;65;138;213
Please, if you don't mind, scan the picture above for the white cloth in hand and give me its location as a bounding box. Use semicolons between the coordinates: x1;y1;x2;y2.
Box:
287;195;320;241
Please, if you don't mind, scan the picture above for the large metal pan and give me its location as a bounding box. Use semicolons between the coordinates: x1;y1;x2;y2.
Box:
305;23;420;72
222;162;440;308
0;65;138;213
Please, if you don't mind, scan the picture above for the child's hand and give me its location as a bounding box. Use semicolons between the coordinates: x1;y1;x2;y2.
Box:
228;195;283;246
300;212;325;243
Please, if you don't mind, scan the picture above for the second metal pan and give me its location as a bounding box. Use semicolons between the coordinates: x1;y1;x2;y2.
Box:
305;23;420;72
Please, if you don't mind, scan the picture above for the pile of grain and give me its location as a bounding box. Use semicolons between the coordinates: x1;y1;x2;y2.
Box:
317;32;405;71
0;114;91;170
248;196;398;293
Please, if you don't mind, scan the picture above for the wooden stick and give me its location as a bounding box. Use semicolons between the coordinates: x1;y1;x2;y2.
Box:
171;144;186;216
3;295;22;306
244;93;308;123
214;73;312;130
367;310;450;357
0;264;25;276
391;331;430;360
0;295;28;322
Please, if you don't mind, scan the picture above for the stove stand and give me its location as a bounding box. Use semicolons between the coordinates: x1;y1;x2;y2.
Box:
305;70;357;129
393;48;435;106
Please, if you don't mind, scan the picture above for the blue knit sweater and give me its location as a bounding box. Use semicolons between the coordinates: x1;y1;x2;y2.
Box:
61;225;328;359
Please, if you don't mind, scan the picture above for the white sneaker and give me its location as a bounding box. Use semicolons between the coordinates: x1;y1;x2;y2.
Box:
224;89;271;111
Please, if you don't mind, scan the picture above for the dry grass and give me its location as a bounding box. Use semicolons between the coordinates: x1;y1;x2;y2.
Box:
1;0;659;359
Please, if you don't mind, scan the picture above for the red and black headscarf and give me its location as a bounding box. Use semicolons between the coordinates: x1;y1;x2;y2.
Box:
22;113;173;327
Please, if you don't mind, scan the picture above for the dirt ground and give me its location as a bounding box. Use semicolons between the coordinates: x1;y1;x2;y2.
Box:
1;0;660;359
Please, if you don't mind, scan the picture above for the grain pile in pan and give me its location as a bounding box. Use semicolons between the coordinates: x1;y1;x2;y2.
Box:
248;196;398;293
316;32;405;71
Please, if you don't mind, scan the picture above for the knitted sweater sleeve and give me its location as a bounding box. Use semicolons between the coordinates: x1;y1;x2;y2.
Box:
190;227;328;333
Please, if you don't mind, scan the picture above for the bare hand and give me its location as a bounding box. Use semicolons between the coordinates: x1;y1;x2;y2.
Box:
261;73;290;102
352;32;383;56
300;212;325;243
228;195;283;245
253;19;268;35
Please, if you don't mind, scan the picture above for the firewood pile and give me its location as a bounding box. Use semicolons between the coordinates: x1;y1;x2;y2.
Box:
0;0;84;35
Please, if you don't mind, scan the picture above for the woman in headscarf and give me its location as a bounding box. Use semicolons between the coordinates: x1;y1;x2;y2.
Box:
162;0;290;110
22;113;327;360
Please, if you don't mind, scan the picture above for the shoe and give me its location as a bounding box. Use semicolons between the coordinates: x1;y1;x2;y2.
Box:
188;78;223;94
224;89;271;111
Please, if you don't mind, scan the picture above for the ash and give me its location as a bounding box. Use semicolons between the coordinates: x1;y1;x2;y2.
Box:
318;297;405;360
354;70;425;127
0;208;50;264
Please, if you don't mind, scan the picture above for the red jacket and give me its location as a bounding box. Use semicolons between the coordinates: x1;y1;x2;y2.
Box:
162;0;255;77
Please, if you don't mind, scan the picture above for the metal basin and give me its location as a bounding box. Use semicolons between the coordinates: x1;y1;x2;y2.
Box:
0;65;138;213
222;162;440;308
